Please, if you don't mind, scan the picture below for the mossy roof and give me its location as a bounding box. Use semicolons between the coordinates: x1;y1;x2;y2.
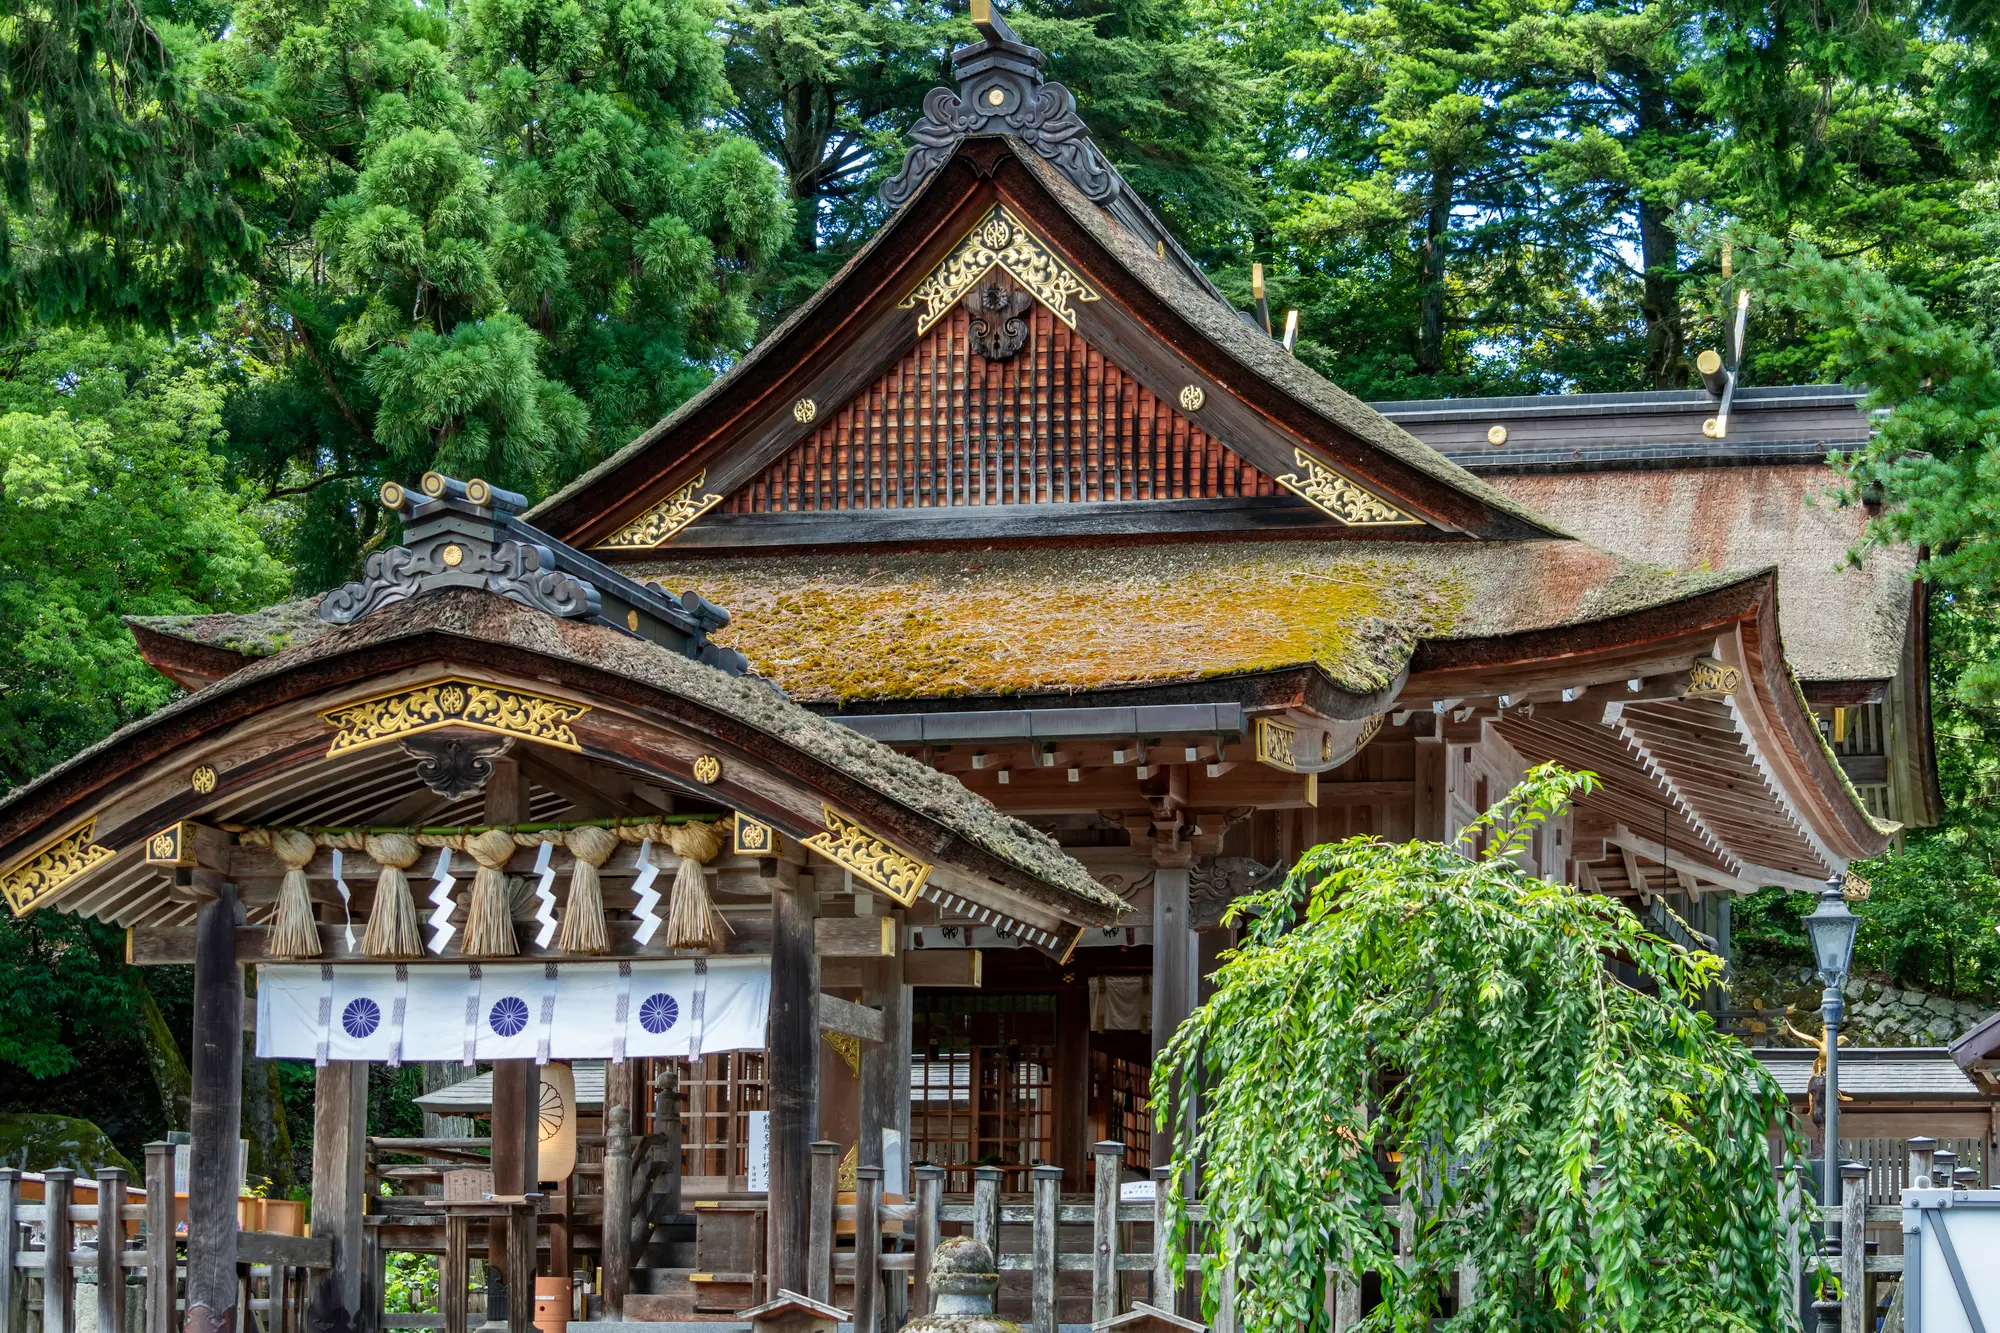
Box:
621;539;1747;705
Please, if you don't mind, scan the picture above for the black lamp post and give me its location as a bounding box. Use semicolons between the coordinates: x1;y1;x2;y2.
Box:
1803;875;1860;1228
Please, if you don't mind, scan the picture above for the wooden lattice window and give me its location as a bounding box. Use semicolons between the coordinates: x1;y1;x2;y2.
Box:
911;993;1055;1192
678;1051;767;1186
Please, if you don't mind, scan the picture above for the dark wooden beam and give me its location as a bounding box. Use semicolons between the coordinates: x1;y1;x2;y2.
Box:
767;867;819;1294
185;884;243;1333
859;922;910;1199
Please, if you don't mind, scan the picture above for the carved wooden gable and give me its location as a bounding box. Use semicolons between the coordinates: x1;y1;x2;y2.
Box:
722;301;1279;514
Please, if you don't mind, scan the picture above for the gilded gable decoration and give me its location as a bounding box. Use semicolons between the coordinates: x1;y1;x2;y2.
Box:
594;471;725;550
1682;657;1742;699
1275;449;1425;527
802;807;933;906
900;205;1098;335
2;818;114;916
320;678;590;756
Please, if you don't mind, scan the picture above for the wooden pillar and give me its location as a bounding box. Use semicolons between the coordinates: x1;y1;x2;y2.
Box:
972;1166;1001;1254
0;1169;16;1333
912;1165;943;1315
853;1165;882;1333
1150;866;1192;1170
506;1203;536;1333
46;1167;75;1333
1054;982;1090;1184
310;1061;369;1329
768;873;819;1294
1149;1166;1174;1314
1090;1142;1121;1323
1030;1165;1061;1333
1413;735;1447;845
185;886;243;1333
144;1144;173;1333
859;925;910;1195
1840;1161;1867;1333
807;1141;839;1304
485;760;539;1306
600;1100;631;1320
441;1214;470;1333
98;1167;129;1333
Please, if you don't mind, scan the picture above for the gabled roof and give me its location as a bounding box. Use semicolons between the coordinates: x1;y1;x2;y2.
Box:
526;125;1561;547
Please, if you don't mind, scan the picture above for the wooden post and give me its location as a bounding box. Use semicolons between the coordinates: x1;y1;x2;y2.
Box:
310;1062;369;1330
1030;1166;1061;1333
1091;1141;1120;1324
1908;1136;1937;1189
185;884;242;1333
507;1203;537;1333
860;931;910;1195
0;1168;17;1333
441;1214;469;1333
912;1165;943;1315
1215;1262;1237;1333
972;1166;1001;1256
853;1165;882;1333
490;1060;541;1311
650;1062;682;1220
99;1168;129;1333
769;875;820;1295
808;1141;839;1305
1841;1161;1867;1333
1054;984;1090;1184
600;1103;631;1321
1149;1166;1174;1314
46;1167;75;1333
144;1145;172;1333
1149;868;1190;1170
1413;736;1447;844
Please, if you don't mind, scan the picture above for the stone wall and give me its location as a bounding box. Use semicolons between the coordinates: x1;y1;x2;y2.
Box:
1732;961;1995;1047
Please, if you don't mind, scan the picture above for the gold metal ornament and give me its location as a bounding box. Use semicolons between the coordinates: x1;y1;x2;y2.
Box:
733;815;780;856
145;821;198;868
802;807;933;906
319;677;590;756
421;472;448;497
1;818;114;916
191;764;218;795
793;398;817;424
465;478;494;506
1275;449;1425;527
1179;384;1205;412
593;471;725;550
626;609;640;631
441;544;465;567
1254;716;1298;771
899;204;1100;334
1681;656;1743;699
985;88;1005;106
1486;425;1508;446
380;481;407;510
692;755;722;784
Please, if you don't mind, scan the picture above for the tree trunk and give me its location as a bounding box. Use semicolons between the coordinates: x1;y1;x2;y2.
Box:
1417;163;1452;376
136;980;191;1133
1636;69;1685;389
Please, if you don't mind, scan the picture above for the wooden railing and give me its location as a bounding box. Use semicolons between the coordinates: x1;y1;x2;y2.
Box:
0;1147;331;1333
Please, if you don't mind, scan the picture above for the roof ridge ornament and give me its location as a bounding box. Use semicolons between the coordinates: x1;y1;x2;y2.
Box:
879;0;1120;208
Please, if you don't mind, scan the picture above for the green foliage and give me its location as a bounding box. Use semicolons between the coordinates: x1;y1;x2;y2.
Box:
0;911;140;1080
0;327;289;785
1157;765;1805;1332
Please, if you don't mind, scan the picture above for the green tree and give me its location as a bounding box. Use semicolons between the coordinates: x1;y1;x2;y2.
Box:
1157;765;1803;1331
0;327;289;785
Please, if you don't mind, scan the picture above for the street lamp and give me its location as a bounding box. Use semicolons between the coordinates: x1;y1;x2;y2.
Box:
1803;875;1859;1230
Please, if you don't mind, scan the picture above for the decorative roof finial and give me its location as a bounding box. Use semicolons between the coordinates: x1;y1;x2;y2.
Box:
879;0;1119;208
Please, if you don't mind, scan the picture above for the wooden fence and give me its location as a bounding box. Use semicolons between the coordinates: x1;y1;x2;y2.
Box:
0;1146;331;1333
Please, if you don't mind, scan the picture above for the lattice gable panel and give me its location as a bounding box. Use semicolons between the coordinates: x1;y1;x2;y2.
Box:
722;304;1279;514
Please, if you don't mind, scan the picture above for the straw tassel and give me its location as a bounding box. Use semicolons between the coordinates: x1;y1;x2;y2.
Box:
362;833;425;959
663;821;727;950
266;828;323;958
459;828;523;956
559;826;618;954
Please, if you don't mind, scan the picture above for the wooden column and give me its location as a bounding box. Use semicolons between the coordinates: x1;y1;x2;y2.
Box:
185;886;242;1333
600;1100;631;1320
440;1214;470;1333
1054;982;1090;1184
310;1061;369;1329
768;870;819;1294
1150;865;1192;1169
853;1165;882;1333
144;1144;173;1333
912;1165;944;1315
1030;1165;1061;1333
1413;735;1447;845
1090;1142;1121;1323
46;1167;75;1333
506;1203;536;1333
972;1167;1001;1254
97;1167;129;1333
485;761;540;1307
1840;1161;1867;1333
807;1141;839;1304
1149;1165;1174;1314
858;921;910;1195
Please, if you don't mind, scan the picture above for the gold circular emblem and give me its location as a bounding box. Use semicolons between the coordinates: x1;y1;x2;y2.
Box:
1320;733;1334;763
627;609;640;631
982;217;1011;249
439;684;467;713
986;87;1005;106
380;481;406;510
793;398;817;424
191;765;218;795
1486;425;1508;446
150;832;177;859
441;543;464;567
466;478;493;506
421;471;448;497
692;755;722;784
1178;384;1205;411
